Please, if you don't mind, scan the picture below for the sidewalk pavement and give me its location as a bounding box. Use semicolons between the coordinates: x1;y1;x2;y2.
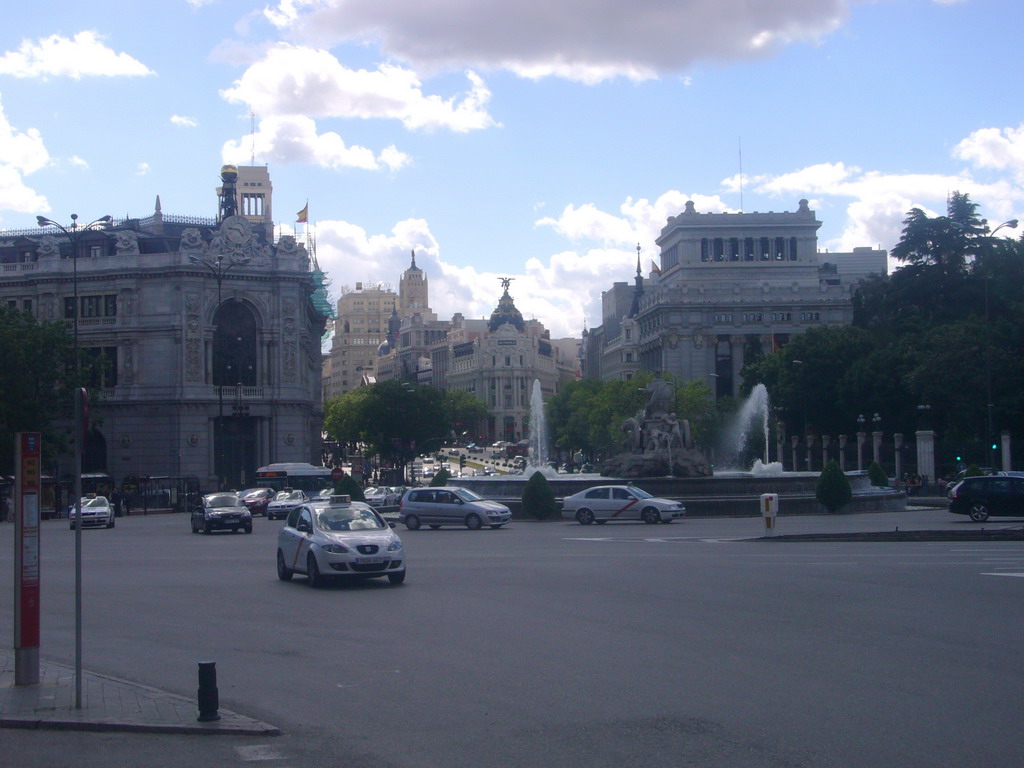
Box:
0;649;279;735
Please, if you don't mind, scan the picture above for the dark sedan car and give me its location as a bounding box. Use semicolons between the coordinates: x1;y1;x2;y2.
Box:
948;475;1024;522
191;493;253;534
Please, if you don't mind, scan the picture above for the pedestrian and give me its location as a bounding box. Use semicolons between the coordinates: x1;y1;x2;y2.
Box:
122;493;132;516
111;490;123;517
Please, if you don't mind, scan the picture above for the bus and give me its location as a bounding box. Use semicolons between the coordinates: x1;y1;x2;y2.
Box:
253;463;334;493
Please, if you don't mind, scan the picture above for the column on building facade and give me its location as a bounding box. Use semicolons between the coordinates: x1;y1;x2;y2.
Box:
894;433;903;482
821;435;830;470
872;431;882;466
856;431;866;471
838;435;848;471
1000;431;1012;473
915;430;935;486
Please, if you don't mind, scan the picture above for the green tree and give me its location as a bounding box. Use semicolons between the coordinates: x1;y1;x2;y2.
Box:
521;470;557;520
333;473;365;502
0;306;78;473
816;460;852;514
429;467;451;486
324;381;448;469
442;388;489;440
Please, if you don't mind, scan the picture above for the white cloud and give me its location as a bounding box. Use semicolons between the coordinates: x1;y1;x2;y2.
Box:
222;114;409;171
220;45;498;132
0;31;154;80
137;162;150;176
953;124;1024;181
0;98;50;213
269;0;850;82
68;156;89;169
170;115;199;128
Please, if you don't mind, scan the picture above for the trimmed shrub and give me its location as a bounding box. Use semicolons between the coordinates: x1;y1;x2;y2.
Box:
867;462;889;487
964;464;984;478
430;467;451;486
816;460;852;514
521;471;557;521
334;473;366;502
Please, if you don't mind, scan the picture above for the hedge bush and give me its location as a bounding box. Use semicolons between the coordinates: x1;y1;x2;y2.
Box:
867;462;888;487
816;460;852;514
521;471;557;520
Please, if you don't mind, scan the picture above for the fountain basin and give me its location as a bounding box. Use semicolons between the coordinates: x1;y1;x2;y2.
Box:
449;470;905;518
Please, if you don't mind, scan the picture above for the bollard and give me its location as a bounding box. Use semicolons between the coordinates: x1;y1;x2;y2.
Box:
197;661;221;722
760;493;779;537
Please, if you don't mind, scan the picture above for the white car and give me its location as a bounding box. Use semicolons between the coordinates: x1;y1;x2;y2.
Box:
363;487;394;508
69;495;115;529
276;495;406;587
561;485;685;525
266;489;310;520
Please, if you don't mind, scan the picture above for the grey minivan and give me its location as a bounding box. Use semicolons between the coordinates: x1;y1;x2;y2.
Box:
399;487;511;530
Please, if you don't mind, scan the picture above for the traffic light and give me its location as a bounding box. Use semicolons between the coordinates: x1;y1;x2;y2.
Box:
991;443;998;451
459;455;466;470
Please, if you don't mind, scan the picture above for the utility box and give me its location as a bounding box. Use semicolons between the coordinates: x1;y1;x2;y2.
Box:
760;493;779;536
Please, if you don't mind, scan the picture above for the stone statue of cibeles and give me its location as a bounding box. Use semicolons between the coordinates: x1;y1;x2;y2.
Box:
601;375;712;478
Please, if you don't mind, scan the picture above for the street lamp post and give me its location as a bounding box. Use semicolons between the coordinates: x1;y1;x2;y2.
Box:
189;254;251;488
982;219;1018;470
36;213;110;710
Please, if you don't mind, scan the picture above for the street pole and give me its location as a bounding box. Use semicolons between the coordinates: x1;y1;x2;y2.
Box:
36;214;109;709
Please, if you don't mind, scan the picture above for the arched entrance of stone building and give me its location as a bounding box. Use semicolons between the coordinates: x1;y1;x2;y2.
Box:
83;428;107;475
212;301;259;488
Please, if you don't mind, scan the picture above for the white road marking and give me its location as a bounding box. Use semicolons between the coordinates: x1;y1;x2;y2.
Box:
235;744;287;761
981;572;1024;578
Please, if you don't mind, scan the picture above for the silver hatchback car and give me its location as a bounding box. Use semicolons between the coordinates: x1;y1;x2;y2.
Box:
399;487;511;530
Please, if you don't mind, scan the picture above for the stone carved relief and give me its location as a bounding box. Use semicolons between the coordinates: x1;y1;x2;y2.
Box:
121;341;135;384
184;294;202;382
115;230;140;255
180;228;204;252
37;236;59;258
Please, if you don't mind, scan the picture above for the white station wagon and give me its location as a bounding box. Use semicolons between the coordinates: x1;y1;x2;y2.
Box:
561;485;685;525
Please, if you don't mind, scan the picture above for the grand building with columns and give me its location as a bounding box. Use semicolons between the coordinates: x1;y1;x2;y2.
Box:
583;199;887;398
0;165;331;498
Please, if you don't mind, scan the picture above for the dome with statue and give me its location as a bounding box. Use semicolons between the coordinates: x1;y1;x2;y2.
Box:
488;278;525;332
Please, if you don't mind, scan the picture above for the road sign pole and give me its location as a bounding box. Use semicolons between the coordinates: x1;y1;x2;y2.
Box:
14;432;42;686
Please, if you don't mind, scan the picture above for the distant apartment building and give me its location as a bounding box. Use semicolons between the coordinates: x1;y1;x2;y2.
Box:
322;283;399;400
583;199;886;398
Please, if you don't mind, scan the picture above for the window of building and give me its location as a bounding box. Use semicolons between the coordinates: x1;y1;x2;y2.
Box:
729;238;739;261
624;352;633;362
744;238;755;261
713;238;725;261
88;245;103;259
790;237;799;261
504;355;511;366
700;238;710;262
800;311;821;322
760;237;771;261
80;295;101;318
775;237;786;261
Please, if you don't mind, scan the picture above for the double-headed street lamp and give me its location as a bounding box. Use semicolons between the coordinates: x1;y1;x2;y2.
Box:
36;214;112;377
36;212;110;710
982;219;1018;470
188;253;251;488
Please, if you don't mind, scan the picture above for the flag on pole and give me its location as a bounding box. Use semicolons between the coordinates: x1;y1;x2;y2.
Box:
296;203;308;223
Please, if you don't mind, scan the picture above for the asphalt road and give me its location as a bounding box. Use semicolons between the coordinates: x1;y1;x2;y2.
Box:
1;509;1022;768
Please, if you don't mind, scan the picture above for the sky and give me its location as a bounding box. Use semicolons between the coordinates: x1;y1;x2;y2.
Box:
1;0;1022;340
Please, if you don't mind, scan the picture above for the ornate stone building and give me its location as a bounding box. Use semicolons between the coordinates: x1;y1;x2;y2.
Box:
0;165;330;494
322;283;398;399
583;200;886;398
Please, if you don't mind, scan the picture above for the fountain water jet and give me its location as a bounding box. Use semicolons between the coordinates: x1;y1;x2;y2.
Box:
720;383;771;471
525;380;557;477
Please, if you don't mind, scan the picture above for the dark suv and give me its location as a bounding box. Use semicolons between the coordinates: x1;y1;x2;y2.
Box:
948;475;1024;521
